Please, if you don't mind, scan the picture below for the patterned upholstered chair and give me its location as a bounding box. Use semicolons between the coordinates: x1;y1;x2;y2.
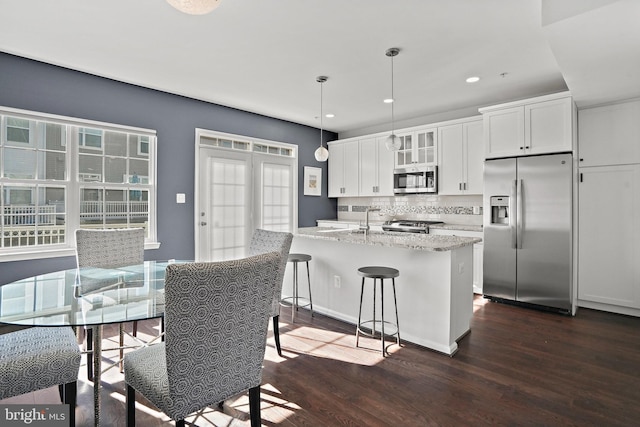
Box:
75;228;145;379
248;229;293;356
124;252;282;427
0;327;81;426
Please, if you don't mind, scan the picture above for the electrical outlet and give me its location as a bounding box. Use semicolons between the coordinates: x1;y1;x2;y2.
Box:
334;275;341;288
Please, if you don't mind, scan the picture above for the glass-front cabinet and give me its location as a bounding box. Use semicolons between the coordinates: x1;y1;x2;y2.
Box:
394;128;437;168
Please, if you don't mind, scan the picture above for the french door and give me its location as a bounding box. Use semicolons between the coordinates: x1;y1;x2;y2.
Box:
195;133;296;261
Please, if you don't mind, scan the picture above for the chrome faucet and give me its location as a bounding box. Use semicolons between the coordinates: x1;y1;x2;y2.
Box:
360;207;381;232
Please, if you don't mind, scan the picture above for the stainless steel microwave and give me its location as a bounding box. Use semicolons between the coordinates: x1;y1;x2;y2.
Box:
393;166;437;194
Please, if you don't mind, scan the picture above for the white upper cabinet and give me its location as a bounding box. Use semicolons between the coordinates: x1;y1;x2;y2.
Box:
359;137;394;197
438;119;483;195
394;128;437;169
328;140;359;197
482;106;524;158
481;92;574;159
578;99;640;167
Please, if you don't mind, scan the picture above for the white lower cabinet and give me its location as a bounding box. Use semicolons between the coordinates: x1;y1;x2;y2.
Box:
472;242;483;295
429;228;483;294
578;164;640;310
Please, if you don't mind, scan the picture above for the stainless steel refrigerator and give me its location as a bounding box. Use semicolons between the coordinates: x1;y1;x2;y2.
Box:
483;153;573;313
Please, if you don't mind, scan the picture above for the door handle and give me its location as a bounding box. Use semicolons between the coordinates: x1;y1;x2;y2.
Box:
511;180;517;249
516;179;523;249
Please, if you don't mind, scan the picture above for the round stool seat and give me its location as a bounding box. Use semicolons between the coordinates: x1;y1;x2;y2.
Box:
288;253;312;263
357;266;399;279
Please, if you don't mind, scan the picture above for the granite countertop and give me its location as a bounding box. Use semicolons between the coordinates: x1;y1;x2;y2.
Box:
296;227;481;252
316;219;483;233
428;223;483;233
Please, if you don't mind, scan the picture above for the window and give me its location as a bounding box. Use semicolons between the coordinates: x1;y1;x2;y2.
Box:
79;127;103;150
0;107;157;258
6;118;32;145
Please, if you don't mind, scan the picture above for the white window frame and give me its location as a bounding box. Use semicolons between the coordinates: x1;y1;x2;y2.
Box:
0;106;159;262
194;128;298;261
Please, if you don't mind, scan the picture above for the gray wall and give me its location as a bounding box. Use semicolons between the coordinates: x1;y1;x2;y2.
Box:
0;52;336;283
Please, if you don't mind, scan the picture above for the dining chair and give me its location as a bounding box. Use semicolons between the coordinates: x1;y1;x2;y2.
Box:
0;327;81;426
248;229;293;356
75;227;145;379
124;252;282;427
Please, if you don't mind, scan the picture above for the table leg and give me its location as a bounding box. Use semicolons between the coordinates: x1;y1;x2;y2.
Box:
92;325;101;426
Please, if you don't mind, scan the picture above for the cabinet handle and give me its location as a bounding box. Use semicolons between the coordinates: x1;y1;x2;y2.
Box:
580;173;583;183
459;183;462;190
525;146;530;149
580;158;584;162
520;146;524;150
464;183;467;190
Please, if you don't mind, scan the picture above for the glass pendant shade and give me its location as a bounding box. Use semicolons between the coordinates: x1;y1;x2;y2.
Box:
167;0;221;15
315;76;329;162
385;47;401;152
314;146;329;162
385;134;401;151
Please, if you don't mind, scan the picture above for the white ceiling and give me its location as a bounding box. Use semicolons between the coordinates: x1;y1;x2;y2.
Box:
1;0;638;138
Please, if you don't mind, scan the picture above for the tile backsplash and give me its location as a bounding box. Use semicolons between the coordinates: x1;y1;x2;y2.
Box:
336;194;483;226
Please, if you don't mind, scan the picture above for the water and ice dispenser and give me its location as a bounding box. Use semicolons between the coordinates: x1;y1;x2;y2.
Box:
490;196;510;225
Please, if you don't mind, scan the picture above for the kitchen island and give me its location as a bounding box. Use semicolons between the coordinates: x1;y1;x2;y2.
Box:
282;227;481;356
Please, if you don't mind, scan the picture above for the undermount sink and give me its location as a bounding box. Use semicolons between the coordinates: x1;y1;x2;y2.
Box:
317;228;352;233
349;229;366;234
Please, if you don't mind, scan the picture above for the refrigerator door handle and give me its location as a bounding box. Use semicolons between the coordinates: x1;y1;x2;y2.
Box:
516;178;523;249
511;180;517;249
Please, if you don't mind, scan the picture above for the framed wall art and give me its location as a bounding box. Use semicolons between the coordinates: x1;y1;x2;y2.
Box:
303;166;322;196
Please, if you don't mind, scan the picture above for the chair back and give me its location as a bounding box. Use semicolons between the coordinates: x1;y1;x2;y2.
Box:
248;229;293;316
163;252;281;414
76;228;145;268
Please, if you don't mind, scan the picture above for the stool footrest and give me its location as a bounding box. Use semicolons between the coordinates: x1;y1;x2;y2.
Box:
356;320;399;338
280;296;312;311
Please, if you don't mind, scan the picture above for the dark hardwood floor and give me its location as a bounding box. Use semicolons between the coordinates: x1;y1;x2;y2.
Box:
2;296;639;426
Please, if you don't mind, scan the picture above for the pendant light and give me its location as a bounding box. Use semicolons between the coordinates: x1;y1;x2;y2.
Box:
167;0;221;15
385;47;401;151
314;76;329;162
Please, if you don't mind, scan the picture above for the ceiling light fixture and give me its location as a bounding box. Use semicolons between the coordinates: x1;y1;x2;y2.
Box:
385;47;401;151
166;0;222;15
466;76;480;83
314;76;329;162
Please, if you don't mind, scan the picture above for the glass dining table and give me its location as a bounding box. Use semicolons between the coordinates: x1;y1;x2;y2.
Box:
0;260;183;426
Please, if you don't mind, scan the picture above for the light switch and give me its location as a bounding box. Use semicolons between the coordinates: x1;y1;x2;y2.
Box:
176;193;186;204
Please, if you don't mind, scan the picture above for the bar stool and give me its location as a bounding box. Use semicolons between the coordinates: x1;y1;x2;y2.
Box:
282;253;314;323
356;266;401;356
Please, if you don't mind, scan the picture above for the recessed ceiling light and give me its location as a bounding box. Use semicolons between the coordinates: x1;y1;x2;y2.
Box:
466;76;480;83
325;113;335;118
383;98;394;104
